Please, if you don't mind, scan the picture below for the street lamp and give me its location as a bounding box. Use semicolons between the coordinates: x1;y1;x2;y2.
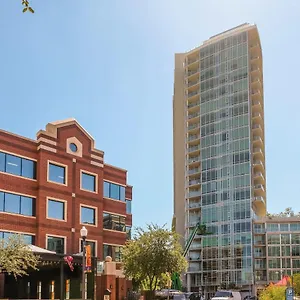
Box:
80;226;88;300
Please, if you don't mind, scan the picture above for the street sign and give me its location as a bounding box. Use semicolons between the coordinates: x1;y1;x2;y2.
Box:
286;287;294;300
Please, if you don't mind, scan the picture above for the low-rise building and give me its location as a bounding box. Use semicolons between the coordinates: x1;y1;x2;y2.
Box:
254;217;300;293
0;118;133;299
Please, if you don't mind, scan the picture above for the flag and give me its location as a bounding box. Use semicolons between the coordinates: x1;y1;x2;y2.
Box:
64;256;74;271
85;245;92;273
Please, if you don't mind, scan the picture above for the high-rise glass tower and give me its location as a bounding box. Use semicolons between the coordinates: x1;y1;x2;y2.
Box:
173;24;266;297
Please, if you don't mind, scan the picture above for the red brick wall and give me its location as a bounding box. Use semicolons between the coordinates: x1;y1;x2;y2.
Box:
0;121;133;259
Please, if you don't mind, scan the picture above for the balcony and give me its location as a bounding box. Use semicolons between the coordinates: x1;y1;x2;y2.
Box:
254;184;265;194
187;80;199;88
253;160;264;171
254;172;265;182
253;196;265;206
187;69;200;78
251;77;262;88
188;168;201;175
188;144;201;154
188;156;201;166
187;90;200;99
188;202;201;209
252;112;263;127
252;99;263;113
251;66;261;75
188;112;200;120
252;124;263;135
251;89;262;100
253;136;263;147
188;123;200;131
251;56;260;62
187;57;199;66
188;135;200;143
253;147;264;159
188;100;200;109
189;190;201;198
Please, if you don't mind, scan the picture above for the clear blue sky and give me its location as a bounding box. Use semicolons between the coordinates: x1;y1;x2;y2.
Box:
0;0;300;228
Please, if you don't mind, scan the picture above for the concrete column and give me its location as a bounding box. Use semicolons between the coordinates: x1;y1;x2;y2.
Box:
187;273;191;292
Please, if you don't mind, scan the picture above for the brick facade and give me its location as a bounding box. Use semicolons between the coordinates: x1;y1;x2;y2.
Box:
0;119;132;259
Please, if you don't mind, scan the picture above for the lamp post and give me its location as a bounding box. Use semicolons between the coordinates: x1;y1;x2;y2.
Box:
80;226;88;300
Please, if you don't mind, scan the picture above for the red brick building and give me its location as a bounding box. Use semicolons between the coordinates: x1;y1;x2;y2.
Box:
0;118;132;264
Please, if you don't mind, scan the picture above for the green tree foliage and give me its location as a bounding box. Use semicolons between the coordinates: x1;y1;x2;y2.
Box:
293;273;300;295
21;0;34;13
267;207;300;218
259;285;286;300
0;235;39;278
122;224;187;291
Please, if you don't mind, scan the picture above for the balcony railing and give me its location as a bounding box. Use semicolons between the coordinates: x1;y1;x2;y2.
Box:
188;101;200;108
253;136;262;143
188;80;199;87
254;172;265;181
189;202;201;209
187;69;200;76
253;112;262;118
188;134;200;141
254;184;265;192
188;123;200;130
188;90;199;98
253;148;264;156
253;196;265;204
187;57;199;65
189;168;201;175
189;190;201;198
188;145;201;153
252;124;263;131
188;157;201;164
188;112;200;119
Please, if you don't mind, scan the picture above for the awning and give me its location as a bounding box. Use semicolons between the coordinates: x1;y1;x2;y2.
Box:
26;245;56;254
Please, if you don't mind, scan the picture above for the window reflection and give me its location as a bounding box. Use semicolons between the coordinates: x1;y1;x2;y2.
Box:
103;181;126;201
103;213;125;232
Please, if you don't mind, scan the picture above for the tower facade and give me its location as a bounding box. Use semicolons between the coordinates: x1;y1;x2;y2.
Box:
173;24;266;296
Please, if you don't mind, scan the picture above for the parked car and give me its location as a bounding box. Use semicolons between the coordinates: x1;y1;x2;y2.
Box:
211;290;241;300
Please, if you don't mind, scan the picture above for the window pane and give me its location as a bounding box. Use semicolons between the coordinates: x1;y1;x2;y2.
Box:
4;193;20;214
0;192;3;211
49;163;65;184
120;186;125;201
110;184;120;200
6;154;21;176
103;213;111;230
0;152;5;172
81;206;95;225
48;199;65;220
21;159;36;179
23;234;34;245
20;196;34;216
126;200;132;214
103;181;110;198
47;236;64;254
81;173;96;192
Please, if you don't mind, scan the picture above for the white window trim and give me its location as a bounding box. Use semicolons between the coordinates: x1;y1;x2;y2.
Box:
46;234;67;254
80;204;98;227
0;149;37;181
46;197;67;222
80;170;98;194
47;160;68;186
78;238;98;257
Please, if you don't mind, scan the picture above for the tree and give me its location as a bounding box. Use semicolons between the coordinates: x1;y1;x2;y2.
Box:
259;284;286;300
293;273;300;296
122;224;187;292
21;0;34;13
267;207;300;218
0;234;39;278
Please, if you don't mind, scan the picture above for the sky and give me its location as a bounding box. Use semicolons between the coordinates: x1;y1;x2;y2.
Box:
0;0;300;229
